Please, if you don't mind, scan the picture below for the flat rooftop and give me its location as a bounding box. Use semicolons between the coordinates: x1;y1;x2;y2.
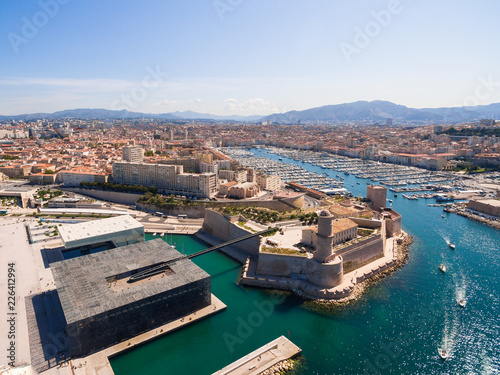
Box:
58;215;142;243
51;239;209;324
473;198;500;207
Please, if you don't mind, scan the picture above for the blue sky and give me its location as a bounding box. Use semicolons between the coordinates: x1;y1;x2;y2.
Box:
1;0;500;115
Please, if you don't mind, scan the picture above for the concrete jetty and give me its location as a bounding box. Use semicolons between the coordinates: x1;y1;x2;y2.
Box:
212;336;301;375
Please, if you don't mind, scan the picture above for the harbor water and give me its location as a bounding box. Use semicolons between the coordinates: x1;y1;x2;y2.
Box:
111;148;499;374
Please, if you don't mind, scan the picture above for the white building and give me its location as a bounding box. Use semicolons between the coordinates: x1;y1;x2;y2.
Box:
257;174;281;191
58;215;144;249
113;162;218;198
122;145;144;163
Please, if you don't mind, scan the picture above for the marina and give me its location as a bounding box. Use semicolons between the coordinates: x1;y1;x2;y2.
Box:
220;147;496;202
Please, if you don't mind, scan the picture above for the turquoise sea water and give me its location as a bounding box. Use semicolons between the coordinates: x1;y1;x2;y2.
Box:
111;148;500;374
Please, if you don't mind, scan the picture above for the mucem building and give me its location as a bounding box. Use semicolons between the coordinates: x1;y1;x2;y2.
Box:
51;239;211;357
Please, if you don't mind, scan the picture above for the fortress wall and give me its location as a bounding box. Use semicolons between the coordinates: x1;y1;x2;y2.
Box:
256;253;344;289
340;237;384;273
229;221;262;257
203;209;261;256
202;209;232;240
386;216;402;236
306;257;343;289
256;253;306;277
279;194;305;209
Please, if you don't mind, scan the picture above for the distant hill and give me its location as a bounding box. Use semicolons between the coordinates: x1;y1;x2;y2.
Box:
2;101;500;123
0;108;179;121
260;100;500;124
0;108;262;122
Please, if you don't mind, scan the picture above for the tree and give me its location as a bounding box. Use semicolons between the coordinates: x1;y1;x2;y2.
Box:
2;155;19;160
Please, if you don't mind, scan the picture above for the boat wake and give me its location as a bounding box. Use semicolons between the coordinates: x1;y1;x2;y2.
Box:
454;274;468;304
439;312;458;358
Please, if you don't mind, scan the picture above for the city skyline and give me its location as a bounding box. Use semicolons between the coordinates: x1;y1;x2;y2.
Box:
2;1;500;115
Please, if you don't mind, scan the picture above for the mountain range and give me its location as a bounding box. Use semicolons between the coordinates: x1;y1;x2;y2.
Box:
1;100;500;124
260;101;500;124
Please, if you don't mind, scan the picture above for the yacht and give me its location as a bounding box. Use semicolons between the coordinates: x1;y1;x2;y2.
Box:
439;264;446;273
438;349;448;360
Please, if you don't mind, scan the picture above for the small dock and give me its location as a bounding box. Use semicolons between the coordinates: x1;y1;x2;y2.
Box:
213;336;301;375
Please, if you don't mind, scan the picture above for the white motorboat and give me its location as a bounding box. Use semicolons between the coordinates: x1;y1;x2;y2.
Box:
439;264;446;273
438;348;448;360
458;299;467;308
449;243;456;249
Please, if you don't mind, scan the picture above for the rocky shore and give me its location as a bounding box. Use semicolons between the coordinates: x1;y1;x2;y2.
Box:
307;233;413;309
444;206;500;229
258;358;294;375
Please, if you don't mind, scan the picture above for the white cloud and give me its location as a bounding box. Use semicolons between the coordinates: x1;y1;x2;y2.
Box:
223;97;282;114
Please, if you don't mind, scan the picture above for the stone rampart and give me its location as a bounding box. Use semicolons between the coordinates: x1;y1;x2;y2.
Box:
202;209;261;256
336;236;384;274
256;253;306;277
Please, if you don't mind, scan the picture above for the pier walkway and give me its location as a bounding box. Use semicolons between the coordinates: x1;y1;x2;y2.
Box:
212;336;301;375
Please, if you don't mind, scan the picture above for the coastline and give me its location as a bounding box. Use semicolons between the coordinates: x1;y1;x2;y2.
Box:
302;232;413;308
444;205;500;229
236;231;414;306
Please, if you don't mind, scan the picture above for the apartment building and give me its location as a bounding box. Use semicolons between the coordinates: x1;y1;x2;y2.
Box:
256;174;281;191
122;145;144;163
112;162;217;198
219;169;247;183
